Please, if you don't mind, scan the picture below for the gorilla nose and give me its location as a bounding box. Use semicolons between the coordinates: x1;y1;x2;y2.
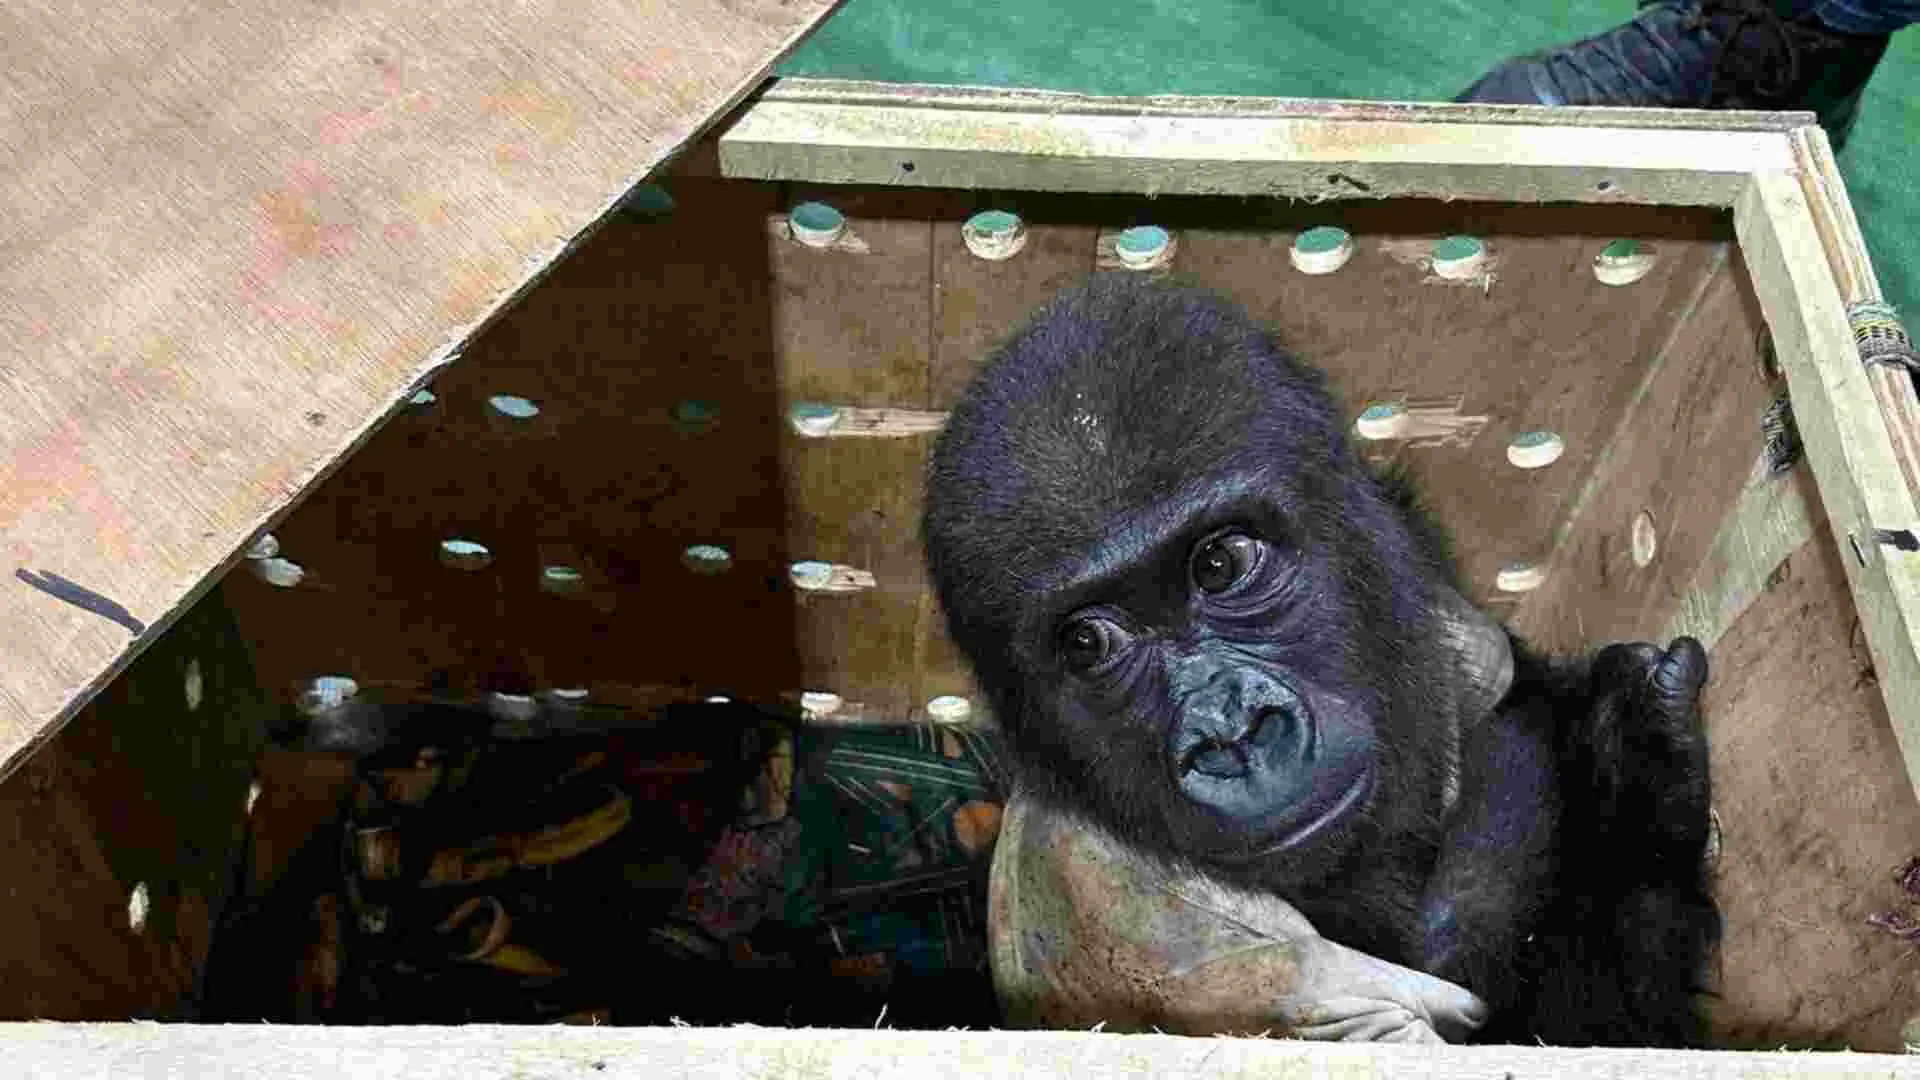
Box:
1180;705;1300;778
1170;669;1310;782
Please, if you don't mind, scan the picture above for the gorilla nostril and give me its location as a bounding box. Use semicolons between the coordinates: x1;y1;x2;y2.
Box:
1182;735;1251;779
1250;702;1312;763
1253;704;1299;741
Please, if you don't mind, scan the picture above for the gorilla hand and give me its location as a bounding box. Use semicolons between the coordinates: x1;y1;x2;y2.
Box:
1581;637;1713;871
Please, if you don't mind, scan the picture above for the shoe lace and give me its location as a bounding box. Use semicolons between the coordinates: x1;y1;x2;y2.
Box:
1554;0;1802;106
1698;0;1803;103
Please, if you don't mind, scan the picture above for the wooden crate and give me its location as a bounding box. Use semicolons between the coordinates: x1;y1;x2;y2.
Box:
7;17;1920;1072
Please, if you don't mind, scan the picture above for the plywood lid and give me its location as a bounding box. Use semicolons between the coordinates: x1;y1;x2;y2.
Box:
0;0;844;779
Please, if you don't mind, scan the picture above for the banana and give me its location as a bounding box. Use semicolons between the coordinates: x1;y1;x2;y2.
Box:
437;895;569;977
423;787;633;885
516;786;633;866
476;943;567;978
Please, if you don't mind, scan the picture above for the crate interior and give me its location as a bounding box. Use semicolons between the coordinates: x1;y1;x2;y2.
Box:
225;182;1784;704
10;165;1920;1050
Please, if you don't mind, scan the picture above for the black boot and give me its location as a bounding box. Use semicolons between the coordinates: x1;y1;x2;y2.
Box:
1455;0;1892;149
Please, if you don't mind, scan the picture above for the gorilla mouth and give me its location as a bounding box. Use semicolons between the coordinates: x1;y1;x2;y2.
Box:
1200;762;1375;865
1169;687;1376;859
1254;763;1375;855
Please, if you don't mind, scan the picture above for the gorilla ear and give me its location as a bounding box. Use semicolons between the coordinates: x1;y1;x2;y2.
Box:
1433;585;1515;719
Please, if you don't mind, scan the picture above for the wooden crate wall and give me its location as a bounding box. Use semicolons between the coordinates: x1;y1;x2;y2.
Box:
222;179;1774;722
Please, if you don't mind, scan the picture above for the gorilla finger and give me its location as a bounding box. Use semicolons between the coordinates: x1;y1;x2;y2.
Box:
1592;641;1661;686
1649;636;1709;704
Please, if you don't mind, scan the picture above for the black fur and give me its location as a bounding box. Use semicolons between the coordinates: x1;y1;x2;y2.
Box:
922;273;1720;1047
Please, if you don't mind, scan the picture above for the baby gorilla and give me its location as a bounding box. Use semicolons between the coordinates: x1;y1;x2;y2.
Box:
922;273;1719;1047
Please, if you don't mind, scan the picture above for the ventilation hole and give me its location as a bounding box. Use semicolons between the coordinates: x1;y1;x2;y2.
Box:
127;882;150;933
439;539;493;571
1596;179;1616;193
184;660;203;713
250;557;306;588
1114;225;1172;270
683;544;733;575
487;394;540;420
246;780;262;816
790;561;836;591
298;675;360;715
789;403;844;437
1506;431;1566;469
621;183;676;220
899;161;917;174
1355;403;1409;441
789;202;846;248
926;696;972;724
962;210;1028;261
1496;562;1547;594
540;566;586;595
1431;236;1487;280
486;691;538;723
1593;239;1659;286
1631;511;1660;568
1290;226;1355;275
244;532;280;560
672;399;718;433
408;389;437;407
801;691;843;718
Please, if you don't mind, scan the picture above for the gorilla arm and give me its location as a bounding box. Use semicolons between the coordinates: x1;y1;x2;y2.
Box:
990;791;1489;1043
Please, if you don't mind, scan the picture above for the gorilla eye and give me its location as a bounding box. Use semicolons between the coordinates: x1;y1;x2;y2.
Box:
1060;616;1125;673
1192;532;1261;594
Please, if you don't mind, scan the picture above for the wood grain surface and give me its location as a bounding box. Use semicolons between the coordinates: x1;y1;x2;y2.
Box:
0;0;845;781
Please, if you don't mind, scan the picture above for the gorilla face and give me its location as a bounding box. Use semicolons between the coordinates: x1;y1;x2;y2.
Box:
1032;481;1380;863
924;274;1459;884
